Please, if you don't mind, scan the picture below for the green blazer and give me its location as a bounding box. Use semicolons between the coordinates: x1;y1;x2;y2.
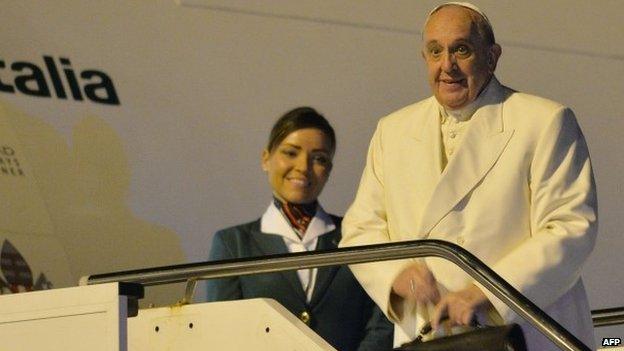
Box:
206;216;393;351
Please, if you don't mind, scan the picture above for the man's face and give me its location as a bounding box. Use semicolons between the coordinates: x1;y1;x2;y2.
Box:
422;6;499;110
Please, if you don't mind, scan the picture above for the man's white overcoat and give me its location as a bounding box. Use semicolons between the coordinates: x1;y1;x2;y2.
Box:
340;78;597;350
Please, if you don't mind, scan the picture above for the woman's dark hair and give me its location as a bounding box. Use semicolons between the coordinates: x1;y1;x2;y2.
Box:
267;106;336;154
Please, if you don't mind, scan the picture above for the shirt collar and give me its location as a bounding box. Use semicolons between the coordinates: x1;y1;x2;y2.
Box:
439;77;495;123
260;201;336;245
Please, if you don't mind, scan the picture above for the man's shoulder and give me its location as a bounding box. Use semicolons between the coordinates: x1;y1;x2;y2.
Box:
379;96;437;126
498;87;581;136
505;87;567;115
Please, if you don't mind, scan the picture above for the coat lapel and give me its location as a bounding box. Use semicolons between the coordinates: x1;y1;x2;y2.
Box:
249;224;308;303
309;230;341;306
411;97;444;178
398;98;444;217
419;80;514;235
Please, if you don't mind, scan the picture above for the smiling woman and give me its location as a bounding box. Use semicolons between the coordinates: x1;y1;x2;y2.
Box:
206;107;393;351
261;107;335;205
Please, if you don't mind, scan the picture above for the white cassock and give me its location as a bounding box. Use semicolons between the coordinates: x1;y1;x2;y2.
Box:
340;77;597;350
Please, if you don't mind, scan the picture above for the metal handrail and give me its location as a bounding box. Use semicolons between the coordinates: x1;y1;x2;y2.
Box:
81;239;590;351
592;307;624;327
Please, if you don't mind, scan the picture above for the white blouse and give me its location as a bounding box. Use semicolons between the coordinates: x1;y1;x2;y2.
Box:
260;202;336;302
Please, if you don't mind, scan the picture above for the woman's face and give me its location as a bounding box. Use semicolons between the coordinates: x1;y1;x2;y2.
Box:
262;128;333;204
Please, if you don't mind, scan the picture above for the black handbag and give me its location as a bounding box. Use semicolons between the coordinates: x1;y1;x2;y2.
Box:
394;319;527;351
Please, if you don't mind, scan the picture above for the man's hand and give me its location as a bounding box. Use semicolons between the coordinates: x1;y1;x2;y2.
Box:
391;262;440;305
431;284;490;330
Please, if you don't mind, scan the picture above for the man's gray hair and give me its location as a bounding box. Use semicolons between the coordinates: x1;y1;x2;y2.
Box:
424;2;496;46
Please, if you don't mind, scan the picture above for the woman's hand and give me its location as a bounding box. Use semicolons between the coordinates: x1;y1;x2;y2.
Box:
391;262;440;305
431;284;490;330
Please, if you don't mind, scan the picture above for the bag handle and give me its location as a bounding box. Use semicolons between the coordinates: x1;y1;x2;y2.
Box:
413;315;481;342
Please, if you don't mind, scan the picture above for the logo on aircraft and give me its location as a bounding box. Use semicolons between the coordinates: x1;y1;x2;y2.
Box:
0;55;120;105
0;146;24;177
0;239;53;294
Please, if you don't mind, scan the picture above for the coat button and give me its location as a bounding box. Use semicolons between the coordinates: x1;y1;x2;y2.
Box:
299;311;311;325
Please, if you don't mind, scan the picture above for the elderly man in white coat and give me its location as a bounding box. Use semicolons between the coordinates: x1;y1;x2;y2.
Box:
339;2;597;350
